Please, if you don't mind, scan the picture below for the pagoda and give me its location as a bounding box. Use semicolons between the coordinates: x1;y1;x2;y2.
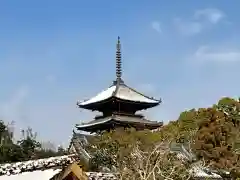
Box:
76;37;163;133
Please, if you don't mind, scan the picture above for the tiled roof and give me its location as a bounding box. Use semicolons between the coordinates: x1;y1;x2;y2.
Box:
68;131;91;167
0;155;76;176
170;144;224;179
0;155;117;180
77;83;160;106
0;169;62;180
76;114;163;130
86;172;117;180
190;165;222;179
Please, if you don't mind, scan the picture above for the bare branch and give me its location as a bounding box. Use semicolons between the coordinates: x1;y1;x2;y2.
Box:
119;140;192;180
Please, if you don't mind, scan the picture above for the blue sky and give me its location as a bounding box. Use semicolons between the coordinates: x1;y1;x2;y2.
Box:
0;0;240;147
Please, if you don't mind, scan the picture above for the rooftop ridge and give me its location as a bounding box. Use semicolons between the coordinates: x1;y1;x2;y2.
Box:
0;154;78;176
0;154;76;166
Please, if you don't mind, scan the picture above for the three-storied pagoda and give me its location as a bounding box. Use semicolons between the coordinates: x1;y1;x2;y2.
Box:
76;37;163;133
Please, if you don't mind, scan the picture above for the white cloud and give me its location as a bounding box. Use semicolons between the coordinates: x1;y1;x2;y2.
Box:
194;8;225;24
174;8;225;35
192;46;240;62
151;21;162;33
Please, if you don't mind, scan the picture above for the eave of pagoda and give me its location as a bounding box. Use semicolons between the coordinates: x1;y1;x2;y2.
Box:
77;36;161;112
78;96;160;112
76;120;163;133
77;84;161;112
76;115;163;133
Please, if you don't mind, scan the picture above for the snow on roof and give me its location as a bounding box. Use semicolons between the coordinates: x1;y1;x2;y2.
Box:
76;118;112;128
169;143;224;179
0;155;76;177
190;166;222;179
0;154;118;180
86;172;117;180
0;169;61;180
79;85;116;106
76;114;162;130
78;84;160;106
115;85;159;103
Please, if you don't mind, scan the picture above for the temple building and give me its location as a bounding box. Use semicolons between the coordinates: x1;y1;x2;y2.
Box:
0;154;117;180
0;37;227;180
76;37;163;133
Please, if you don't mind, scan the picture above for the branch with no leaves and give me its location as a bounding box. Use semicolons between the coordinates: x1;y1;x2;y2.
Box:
119;140;192;180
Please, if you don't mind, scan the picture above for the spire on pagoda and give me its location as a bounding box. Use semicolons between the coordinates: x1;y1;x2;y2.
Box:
115;36;123;84
76;36;163;133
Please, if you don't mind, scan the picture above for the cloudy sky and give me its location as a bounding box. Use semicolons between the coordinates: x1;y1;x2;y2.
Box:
0;0;239;146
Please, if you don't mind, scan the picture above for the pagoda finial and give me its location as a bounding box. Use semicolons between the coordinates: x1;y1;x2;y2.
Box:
116;36;122;82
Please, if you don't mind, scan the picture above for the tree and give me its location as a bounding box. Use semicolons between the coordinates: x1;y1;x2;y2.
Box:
193;108;237;167
57;145;67;155
187;98;240;177
0;120;13;145
0;121;67;163
0;120;24;163
161;97;240;176
17;128;68;160
88;128;193;179
88;97;240;178
119;142;192;180
18;127;41;159
88;128;165;170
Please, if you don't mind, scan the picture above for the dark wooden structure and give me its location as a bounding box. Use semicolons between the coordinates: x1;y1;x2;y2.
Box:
76;37;163;133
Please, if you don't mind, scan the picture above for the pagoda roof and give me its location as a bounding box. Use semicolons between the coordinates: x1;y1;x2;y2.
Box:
77;82;161;108
77;37;161;110
76;114;163;132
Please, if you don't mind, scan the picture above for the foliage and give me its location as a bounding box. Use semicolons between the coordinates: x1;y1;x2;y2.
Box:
0;121;67;164
119;143;191;180
0;96;240;178
170;97;240;177
89;97;240;179
17;128;41;159
155;97;240;174
88;128;164;170
192;98;240;177
0;120;13;145
88;128;191;179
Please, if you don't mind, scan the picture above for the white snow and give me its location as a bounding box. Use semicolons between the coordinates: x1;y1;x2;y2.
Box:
79;85;116;106
116;85;159;103
78;84;159;106
0;169;61;180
